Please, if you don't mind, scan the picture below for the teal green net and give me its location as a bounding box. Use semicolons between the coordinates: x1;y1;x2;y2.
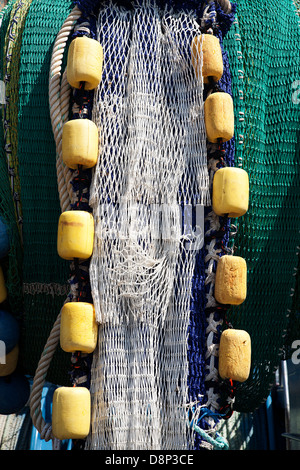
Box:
16;0;74;386
285;0;300;373
223;0;300;413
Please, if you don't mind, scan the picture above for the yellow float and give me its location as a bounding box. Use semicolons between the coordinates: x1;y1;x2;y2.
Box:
57;210;94;260
62;119;99;170
204;92;234;143
67;36;103;90
212;167;249;218
60;302;98;354
52;386;91;440
218;329;251;383
191;34;223;83
214;255;247;305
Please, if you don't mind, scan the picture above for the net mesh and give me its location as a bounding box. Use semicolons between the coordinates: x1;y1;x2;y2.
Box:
86;0;211;450
222;0;300;413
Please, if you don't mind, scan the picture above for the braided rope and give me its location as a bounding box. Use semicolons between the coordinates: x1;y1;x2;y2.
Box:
29;312;61;442
49;5;82;212
29;5;83;443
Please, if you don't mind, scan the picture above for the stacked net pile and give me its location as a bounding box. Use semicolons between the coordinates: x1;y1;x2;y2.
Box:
222;0;300;413
85;0;214;450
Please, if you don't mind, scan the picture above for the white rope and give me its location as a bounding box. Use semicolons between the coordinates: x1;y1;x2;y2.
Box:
29;312;62;442
49;5;82;212
29;5;82;441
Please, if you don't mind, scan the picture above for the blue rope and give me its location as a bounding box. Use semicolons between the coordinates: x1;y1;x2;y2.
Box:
192;422;229;450
189;406;230;449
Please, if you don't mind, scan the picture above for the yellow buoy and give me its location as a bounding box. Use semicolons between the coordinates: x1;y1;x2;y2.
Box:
0;266;7;303
191;34;223;83
204;92;234;143
57;210;94;260
212;167;249;218
0;344;19;377
67;36;103;90
60;302;98;354
52;386;91;440
218;329;251;382
62;119;99;170
215;255;247;305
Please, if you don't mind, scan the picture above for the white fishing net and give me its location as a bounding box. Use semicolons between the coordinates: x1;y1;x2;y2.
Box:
86;0;210;450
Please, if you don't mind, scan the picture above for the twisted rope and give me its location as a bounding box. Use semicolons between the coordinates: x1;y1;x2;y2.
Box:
29;312;61;442
49;5;82;212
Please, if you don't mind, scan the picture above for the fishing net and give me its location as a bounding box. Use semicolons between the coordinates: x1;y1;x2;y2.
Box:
222;0;300;413
16;0;75;386
86;0;209;450
0;0;299;452
76;0;237;450
286;0;300;361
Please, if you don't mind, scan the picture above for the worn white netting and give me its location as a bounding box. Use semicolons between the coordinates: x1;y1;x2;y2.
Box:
86;0;210;450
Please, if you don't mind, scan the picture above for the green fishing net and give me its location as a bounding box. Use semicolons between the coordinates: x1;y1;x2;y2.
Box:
286;0;300;364
223;0;300;412
15;0;74;386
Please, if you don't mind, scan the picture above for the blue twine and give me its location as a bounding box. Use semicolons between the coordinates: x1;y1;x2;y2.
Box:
189;406;229;449
192;422;229;450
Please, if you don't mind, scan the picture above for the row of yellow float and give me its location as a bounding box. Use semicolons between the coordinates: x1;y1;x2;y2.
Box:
51;29;251;440
192;33;251;384
52;36;103;441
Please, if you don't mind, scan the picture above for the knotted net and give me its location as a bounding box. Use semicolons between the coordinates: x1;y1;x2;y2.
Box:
86;0;211;450
222;0;300;412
